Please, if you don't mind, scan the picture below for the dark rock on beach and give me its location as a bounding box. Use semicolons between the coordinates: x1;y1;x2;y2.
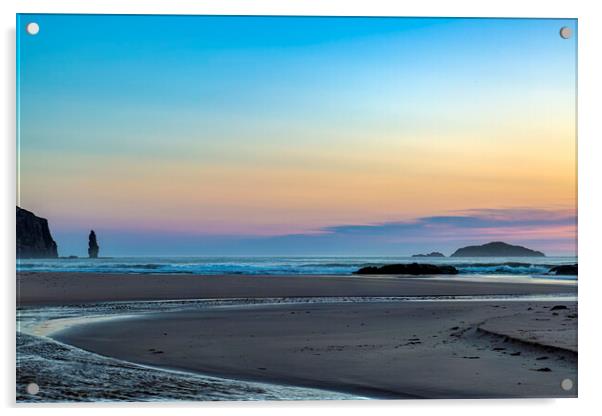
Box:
88;230;100;259
16;206;58;259
451;241;545;257
412;252;445;258
354;263;458;275
548;264;578;275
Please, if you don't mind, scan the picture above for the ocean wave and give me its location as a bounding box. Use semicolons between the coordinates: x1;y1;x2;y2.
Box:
454;264;552;275
16;256;577;277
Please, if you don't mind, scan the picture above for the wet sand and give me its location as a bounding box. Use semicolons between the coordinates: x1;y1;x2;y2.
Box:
54;299;577;399
18;272;578;399
17;272;576;306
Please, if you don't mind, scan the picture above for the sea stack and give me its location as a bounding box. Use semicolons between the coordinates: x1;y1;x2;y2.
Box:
16;206;58;258
88;230;99;258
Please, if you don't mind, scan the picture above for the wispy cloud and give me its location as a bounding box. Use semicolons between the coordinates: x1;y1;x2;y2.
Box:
55;207;576;257
322;208;575;237
250;208;576;256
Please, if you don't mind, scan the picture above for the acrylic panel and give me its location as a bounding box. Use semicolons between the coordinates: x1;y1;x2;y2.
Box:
16;14;577;402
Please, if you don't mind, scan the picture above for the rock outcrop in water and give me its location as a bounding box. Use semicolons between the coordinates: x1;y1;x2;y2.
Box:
548;264;578;275
412;252;445;258
16;206;58;258
88;230;99;259
451;241;545;257
354;263;458;275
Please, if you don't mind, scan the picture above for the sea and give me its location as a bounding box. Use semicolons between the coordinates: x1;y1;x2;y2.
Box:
16;255;577;279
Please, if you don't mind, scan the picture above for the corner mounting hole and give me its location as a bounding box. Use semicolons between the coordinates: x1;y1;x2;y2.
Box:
26;382;39;395
26;22;40;36
559;26;572;39
561;378;573;391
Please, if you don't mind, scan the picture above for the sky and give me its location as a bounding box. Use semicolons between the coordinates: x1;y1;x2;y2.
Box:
17;15;577;257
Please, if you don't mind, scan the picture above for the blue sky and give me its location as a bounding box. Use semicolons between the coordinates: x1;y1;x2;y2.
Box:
17;15;577;256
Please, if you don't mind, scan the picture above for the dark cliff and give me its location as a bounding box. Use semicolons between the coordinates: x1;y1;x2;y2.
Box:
16;206;58;259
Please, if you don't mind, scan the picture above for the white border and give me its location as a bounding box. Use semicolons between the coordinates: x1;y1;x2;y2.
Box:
4;0;586;18
3;0;601;415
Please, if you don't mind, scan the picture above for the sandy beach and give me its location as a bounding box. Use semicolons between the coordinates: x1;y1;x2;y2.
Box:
17;271;576;306
17;272;577;399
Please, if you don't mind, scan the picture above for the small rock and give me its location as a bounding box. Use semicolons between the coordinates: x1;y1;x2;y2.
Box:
354;263;458;275
548;264;577;275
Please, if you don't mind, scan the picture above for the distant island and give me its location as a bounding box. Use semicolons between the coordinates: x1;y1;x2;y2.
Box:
451;241;545;257
412;252;445;258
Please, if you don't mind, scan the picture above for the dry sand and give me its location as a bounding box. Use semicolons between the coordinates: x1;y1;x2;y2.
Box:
18;272;578;399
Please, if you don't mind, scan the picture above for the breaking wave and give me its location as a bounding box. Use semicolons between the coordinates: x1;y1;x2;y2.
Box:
17;256;577;278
